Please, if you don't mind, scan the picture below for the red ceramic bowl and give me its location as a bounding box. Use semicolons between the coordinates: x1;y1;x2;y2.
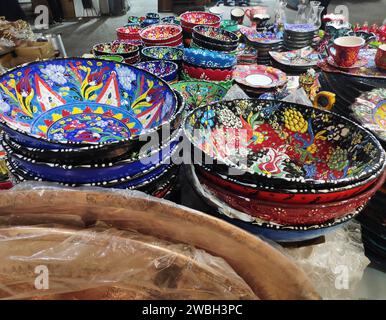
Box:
116;26;142;40
180;11;221;33
198;171;386;226
196;165;382;205
140;24;182;45
182;63;233;81
143;36;183;47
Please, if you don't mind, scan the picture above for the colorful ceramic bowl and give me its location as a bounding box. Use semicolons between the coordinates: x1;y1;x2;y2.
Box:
0;58;178;150
183;48;237;69
193;25;239;46
3;128;182;185
240;26;283;45
233;65;287;89
171;80;228;113
182;63;233;81
127;16;145;25
184;99;386;189
93;41;139;59
140;24;182;44
97;55;124;63
141;46;184;63
284;23;318;34
135;60;178;83
221;20;238;33
191;35;239;52
188;164;358;243
198;168;385;226
124;53;141;65
161;16;180;25
180;11;221;33
116;25;142;41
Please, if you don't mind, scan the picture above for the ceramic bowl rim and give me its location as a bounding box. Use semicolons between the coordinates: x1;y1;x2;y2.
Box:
0;57;180;148
134;59;179;79
180;11;221;26
183;48;237;68
139;24;182;42
92;42;140;56
141;46;184;62
191;34;239;51
192;25;239;45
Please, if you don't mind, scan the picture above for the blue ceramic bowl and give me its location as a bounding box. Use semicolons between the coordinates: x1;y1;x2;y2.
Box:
183;48;237;69
4;129;182;185
135;60;178;83
141;46;184;63
161;16;180;25
0;58;178;150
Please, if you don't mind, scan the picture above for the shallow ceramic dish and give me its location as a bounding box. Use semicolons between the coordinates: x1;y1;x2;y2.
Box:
350;88;386;142
197;169;385;225
135;60;178;83
326;56;369;70
195;163;383;204
180;11;221;33
233;65;287;89
93;41;139;59
284;23;317;34
182;63;233;81
269;47;320;68
191;35;239;52
183;48;237;69
0;58;178;150
187;164;357;243
240;26;283;45
171;81;228;113
140;24;182;44
3;128;182;185
184;99;386;188
141;46;184;63
192;25;239;46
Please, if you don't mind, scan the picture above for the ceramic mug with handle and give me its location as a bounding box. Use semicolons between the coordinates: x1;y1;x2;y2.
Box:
230;8;245;24
327;36;366;68
375;44;386;71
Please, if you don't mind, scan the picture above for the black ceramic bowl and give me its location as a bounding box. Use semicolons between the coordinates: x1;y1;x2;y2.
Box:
192;25;239;46
191;34;238;52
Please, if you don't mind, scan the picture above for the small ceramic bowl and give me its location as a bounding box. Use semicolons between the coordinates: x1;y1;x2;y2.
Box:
193;25;239;46
141;18;160;28
161;16;180;25
191;34;239;52
116;25;142;41
93;41;139;59
182;63;233;81
140;24;182;44
143;36;183;47
180;11;221;33
221;20;238;33
183;48;237;69
141;46;184;63
135;60;179;83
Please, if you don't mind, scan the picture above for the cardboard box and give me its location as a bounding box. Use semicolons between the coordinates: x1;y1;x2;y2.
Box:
15;41;55;61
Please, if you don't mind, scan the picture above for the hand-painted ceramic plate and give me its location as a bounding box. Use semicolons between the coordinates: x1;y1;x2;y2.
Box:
351;88;386;142
0;58;178;147
233;65;287;89
269;47;320;67
171;81;228;113
240;27;283;45
184;99;386;187
326;56;369;70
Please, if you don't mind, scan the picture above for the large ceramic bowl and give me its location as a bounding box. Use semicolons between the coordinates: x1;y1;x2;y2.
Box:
184;99;386;189
180;11;221;33
192;25;239;46
141;46;184;63
197;168;385;225
135;60;178;83
171;80;228;113
183;48;237;69
0;58;178;150
93;41;139;59
140;24;182;44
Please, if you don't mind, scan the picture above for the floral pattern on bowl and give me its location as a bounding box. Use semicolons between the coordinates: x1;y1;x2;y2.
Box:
284;23;318;33
93;41;139;58
135;60;178;82
180;11;221;29
184;99;385;187
141;46;184;62
140;24;182;42
240;26;283;44
193;25;239;45
183;48;237;69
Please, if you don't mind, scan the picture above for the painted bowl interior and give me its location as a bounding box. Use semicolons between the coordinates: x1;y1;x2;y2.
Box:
93;42;139;56
0;58;177;145
183;48;237;69
193;25;239;45
141;46;184;62
135;60;178;81
184;99;385;187
171;81;228;113
117;25;141;34
140;24;182;42
240;27;283;44
180;11;221;27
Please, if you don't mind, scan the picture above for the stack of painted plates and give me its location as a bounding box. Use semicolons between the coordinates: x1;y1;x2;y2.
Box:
140;24;183;47
284;24;318;50
179;11;221;46
182;48;236;82
191;26;239;53
232;64;287;97
240;26;283;65
0;58;185;198
183;99;386;243
93;41;140;64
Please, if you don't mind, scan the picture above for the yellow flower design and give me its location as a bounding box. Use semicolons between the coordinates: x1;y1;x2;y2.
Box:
306;144;318;154
283;108;308;133
253;131;265;144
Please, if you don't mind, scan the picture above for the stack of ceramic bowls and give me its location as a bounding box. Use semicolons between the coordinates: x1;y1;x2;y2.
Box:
240;26;283;65
179;11;221;46
0;58;185;198
284;23;318;50
141;46;184;67
184;99;386;243
182;48;236;81
135;60;179;84
140;24;183;47
93;41;140;64
191;26;239;53
116;25;142;41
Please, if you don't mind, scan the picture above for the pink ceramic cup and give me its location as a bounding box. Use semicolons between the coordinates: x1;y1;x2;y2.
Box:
375;44;386;71
327;36;365;67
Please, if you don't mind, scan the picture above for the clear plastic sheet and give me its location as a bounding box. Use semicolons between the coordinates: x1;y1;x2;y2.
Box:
0;224;257;300
273;221;370;300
